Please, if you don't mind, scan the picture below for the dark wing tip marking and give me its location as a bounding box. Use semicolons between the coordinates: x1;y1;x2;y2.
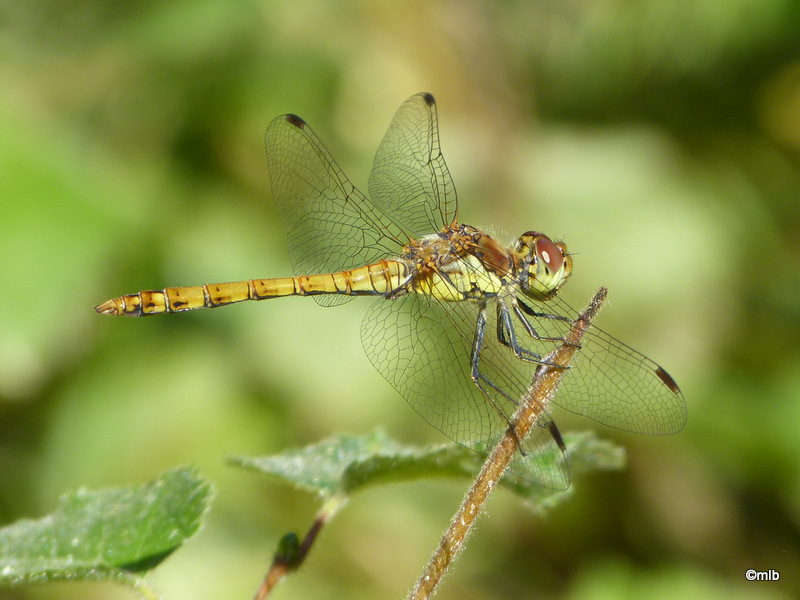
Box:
548;420;567;452
421;92;435;106
285;114;306;129
655;366;682;395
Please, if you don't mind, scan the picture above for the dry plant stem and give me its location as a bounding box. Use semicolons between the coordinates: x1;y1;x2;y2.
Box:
407;287;608;600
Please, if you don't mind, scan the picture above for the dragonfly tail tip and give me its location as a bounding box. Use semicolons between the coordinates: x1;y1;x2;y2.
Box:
94;299;121;316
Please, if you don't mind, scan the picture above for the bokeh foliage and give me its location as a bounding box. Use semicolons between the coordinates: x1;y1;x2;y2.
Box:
1;1;799;599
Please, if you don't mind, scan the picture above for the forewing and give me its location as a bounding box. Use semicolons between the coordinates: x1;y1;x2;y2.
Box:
361;294;569;489
515;294;688;435
265;113;407;306
368;93;458;236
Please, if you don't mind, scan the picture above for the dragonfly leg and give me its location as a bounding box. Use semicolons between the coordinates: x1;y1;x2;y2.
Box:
471;303;567;457
471;305;516;404
514;298;582;348
515;298;572;324
511;299;567;342
470;305;522;426
496;303;544;362
495;300;569;366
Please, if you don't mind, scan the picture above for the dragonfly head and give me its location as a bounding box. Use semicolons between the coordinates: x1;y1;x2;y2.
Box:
514;232;572;300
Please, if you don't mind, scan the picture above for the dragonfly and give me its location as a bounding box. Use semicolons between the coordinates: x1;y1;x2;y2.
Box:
96;92;686;489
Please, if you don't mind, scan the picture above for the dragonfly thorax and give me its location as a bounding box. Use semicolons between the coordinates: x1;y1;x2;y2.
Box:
512;231;572;301
398;224;514;303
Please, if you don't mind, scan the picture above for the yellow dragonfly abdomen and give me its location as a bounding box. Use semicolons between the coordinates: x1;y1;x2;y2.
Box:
95;260;409;317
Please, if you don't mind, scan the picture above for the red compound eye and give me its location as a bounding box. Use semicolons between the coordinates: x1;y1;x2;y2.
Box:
535;237;563;272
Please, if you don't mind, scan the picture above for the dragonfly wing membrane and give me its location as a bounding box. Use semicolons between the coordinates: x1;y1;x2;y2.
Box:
265;113;407;306
362;294;569;489
369;93;458;236
556;324;688;434
515;295;688;435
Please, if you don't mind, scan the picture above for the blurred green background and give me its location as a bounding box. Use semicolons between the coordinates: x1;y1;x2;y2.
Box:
1;1;799;599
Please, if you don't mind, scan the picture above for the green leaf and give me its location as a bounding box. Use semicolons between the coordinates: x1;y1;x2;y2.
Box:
231;430;458;496
0;467;213;593
230;430;624;510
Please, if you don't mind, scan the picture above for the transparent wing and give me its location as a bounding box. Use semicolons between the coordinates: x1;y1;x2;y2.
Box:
361;283;685;487
265;113;408;306
266;93;685;488
264;93;455;306
368;93;458;235
361;294;570;489
515;294;687;435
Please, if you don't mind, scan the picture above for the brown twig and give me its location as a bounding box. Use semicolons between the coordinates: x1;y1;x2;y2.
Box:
407;287;608;600
253;495;347;599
